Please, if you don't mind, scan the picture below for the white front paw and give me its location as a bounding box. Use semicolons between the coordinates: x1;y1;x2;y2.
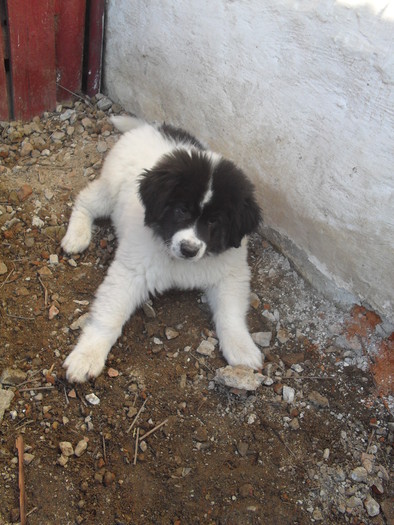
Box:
221;336;263;370
61;221;91;254
63;344;106;383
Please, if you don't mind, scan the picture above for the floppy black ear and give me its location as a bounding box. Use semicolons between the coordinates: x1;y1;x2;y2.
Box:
138;168;178;226
228;194;262;248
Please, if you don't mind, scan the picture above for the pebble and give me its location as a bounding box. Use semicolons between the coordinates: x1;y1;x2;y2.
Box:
97;141;108;153
196;340;215;357
49;254;59;265
194;426;208;442
289;418;300;430
74;439;88;457
250;292;260;309
346;496;363;509
48;304;59;320
85;393;100;405
139;441;148;452
282;352;304;367
0;261;8;275
1;367;27;386
282;385;295;403
17;184;33;202
239;483;253;498
323;448;330;460
142;302;156;318
165;327;179;340
57;454;69;467
103;470;115;486
107;367;119;377
59;441;74;457
251;331;272;347
277;328;290;344
214;366;264;391
308;391;329;408
32;215;45;228
237;441;249;457
364;495;380;517
23;453;35;466
350;466;368;483
70;313;90;330
68;258;77;267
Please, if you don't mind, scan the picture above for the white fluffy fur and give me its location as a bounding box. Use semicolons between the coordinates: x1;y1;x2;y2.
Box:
62;117;262;382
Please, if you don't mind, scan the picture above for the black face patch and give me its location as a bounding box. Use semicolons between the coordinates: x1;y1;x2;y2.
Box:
138;149;262;256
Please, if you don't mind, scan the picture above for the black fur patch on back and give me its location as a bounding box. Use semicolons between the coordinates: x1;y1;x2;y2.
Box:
158;123;205;149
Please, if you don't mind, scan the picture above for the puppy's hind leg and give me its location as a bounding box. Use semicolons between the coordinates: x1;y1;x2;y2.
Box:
62;178;114;254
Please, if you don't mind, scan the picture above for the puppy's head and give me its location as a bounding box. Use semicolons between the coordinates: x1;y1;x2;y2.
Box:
139;149;261;261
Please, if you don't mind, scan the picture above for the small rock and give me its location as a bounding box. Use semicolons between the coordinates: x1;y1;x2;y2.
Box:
68;258;77;267
282;352;305;367
289;418;300;430
32;215;45;228
97;141;108;153
364;495;380;517
262;310;276;323
196;340;215;357
51;131;65;141
57;454;68;466
74;439;88;457
0;261;8;275
49;254;58;265
103;470;115;486
380;498;394;522
38;266;52;277
323;448;330;460
23;453;35;466
70;313;90;330
237;442;249;457
312;509;323;521
107;368;119;377
239;483;254;498
308;391;329;408
139;441;148;452
81;117;93;128
59;441;74;457
262;376;273;386
346;496;363;509
277;328;290;344
251;332;272;347
48;304;59;320
214;366;264;391
350;466;368;483
1;368;27;386
361;452;374;473
97;97;112;111
85;393;100;405
250;293;260;309
282;385;295;403
165;327;179;340
20;141;33;157
17;184;33;202
194;426;208;442
142;302;156;318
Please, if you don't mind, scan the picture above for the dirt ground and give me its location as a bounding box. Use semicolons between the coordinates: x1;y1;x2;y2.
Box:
0;98;393;525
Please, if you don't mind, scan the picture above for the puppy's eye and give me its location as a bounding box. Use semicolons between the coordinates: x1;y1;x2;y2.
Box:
174;206;190;220
207;217;218;226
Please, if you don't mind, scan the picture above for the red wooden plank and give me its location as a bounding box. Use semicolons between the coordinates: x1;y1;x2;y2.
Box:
86;0;105;97
0;9;9;119
7;0;56;120
55;0;86;102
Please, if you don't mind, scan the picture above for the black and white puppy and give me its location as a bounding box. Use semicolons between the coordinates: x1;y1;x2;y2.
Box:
62;116;263;382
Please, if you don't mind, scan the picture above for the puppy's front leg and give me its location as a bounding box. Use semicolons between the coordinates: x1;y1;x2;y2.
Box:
64;259;148;382
206;274;263;370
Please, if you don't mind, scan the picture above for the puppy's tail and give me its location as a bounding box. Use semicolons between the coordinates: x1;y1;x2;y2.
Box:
110;115;145;133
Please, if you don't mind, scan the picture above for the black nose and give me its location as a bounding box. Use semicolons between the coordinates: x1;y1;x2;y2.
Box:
180;242;200;258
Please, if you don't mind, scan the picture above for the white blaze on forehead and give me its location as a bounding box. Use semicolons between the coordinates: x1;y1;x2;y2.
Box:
200;179;213;208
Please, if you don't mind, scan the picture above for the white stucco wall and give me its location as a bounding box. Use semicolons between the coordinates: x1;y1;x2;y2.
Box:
104;0;394;320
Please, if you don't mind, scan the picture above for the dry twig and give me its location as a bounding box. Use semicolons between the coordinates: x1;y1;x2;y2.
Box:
138;419;168;442
38;276;49;307
15;436;27;525
133;427;140;465
126;397;148;433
